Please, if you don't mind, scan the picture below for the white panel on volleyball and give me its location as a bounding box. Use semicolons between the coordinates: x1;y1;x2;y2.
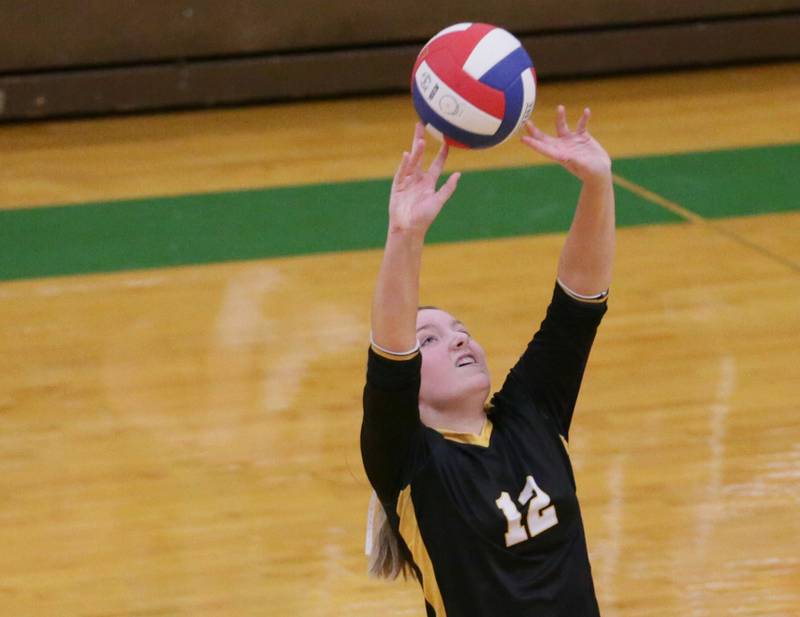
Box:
501;70;537;145
427;22;472;44
415;61;502;136
462;28;521;80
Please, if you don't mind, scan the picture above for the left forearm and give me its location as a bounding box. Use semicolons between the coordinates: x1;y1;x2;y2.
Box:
521;105;615;294
557;174;615;295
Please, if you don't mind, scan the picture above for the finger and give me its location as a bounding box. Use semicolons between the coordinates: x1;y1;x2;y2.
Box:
408;136;426;173
428;142;449;179
413;122;425;148
435;172;461;204
576;107;590;134
521;135;567;164
555;105;570;136
525;120;557;144
393;151;411;186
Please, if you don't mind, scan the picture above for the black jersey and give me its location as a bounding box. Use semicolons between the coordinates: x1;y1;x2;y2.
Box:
361;282;607;617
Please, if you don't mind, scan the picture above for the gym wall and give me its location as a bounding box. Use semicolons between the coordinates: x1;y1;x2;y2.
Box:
2;0;799;121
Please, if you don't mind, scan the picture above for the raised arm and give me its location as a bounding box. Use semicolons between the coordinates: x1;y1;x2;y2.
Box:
493;107;613;438
522;106;615;295
371;123;461;353
362;124;461;501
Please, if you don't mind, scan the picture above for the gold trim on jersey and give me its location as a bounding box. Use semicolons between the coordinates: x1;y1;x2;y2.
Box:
435;418;493;448
397;485;447;616
559;433;570;455
370;344;420;362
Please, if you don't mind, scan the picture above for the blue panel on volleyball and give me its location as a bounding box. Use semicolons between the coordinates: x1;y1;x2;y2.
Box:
479;47;534;91
491;76;525;145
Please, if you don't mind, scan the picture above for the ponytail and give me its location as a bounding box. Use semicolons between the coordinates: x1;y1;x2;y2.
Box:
365;492;416;580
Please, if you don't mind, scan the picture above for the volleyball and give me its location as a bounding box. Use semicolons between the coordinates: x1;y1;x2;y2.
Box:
411;23;537;149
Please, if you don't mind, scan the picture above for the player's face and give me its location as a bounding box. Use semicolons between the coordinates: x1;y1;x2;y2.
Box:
415;308;491;410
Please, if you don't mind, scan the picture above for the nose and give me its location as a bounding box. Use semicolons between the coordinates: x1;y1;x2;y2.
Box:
450;331;469;349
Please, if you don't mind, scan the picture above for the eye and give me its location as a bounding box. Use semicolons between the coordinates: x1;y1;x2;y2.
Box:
420;334;437;348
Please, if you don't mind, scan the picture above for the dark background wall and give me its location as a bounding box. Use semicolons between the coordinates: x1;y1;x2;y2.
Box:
2;1;799;121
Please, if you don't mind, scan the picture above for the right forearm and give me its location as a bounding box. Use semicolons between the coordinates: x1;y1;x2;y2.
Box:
371;228;426;353
371;123;459;351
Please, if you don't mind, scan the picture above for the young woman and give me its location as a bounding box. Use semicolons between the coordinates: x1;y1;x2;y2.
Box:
362;106;614;617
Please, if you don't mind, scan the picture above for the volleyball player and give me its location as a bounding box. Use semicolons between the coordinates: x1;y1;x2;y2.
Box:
361;105;614;616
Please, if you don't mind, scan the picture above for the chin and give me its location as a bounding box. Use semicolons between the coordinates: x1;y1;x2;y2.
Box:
466;372;491;397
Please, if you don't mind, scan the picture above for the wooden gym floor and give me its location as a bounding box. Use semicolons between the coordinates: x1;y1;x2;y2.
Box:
1;62;799;616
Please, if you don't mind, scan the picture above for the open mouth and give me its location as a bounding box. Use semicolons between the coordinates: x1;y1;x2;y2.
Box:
456;354;476;367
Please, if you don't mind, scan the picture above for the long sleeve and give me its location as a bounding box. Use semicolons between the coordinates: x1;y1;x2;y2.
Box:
361;347;427;502
495;282;607;440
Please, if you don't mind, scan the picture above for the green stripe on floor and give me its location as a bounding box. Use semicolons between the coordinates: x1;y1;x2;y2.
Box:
613;143;800;219
1;143;798;282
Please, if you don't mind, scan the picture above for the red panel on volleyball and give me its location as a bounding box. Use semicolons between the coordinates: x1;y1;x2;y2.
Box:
429;23;495;66
420;49;505;119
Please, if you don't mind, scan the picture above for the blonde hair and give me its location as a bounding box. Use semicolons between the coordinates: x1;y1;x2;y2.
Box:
366;493;416;580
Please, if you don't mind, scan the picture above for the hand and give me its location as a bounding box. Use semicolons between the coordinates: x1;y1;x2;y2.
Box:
522;106;611;184
389;123;461;236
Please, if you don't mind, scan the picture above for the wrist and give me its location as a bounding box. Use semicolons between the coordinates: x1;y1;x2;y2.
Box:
581;169;613;190
387;223;427;244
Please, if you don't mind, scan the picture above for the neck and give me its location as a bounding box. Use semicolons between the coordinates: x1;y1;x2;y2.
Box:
420;396;487;435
